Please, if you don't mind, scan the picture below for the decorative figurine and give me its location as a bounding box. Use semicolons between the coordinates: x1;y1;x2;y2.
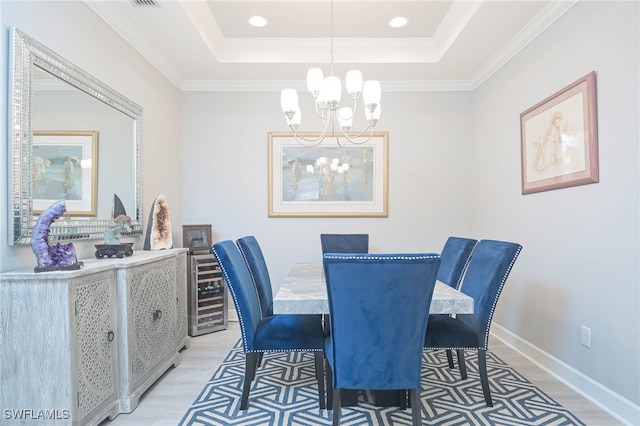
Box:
31;199;82;272
95;214;134;259
144;194;173;250
112;193;127;217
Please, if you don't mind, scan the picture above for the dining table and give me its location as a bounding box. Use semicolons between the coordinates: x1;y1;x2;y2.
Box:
272;261;475;408
273;262;474;316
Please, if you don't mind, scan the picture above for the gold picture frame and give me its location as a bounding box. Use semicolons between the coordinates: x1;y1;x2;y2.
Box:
520;72;599;195
32;130;99;216
268;132;389;217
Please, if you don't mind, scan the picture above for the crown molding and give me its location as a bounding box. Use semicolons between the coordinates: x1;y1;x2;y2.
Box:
84;0;579;93
469;0;579;90
180;79;475;92
83;0;185;88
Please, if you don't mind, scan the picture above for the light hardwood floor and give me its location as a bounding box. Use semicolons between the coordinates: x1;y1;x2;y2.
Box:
101;321;622;426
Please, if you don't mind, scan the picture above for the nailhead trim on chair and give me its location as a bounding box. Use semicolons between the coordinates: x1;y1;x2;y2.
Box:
455;240;479;290
213;245;324;355
212;246;251;353
324;254;440;260
480;244;522;350
237;243;266;319
246;348;323;353
423;243;522;352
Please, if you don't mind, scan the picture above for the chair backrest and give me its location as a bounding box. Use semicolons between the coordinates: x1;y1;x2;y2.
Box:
437;237;478;288
236;235;273;318
323;253;441;390
320;233;369;254
457;239;522;349
211;240;261;352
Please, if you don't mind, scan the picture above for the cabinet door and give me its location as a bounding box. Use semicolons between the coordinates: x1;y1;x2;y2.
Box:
74;274;118;419
129;259;177;384
175;253;188;350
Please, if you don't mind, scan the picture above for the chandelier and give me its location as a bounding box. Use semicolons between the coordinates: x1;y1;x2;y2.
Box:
279;0;381;147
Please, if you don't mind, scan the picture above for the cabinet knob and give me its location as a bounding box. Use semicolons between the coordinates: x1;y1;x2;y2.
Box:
107;330;115;342
152;309;163;321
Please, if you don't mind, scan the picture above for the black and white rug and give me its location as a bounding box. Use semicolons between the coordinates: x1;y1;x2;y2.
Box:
180;341;584;425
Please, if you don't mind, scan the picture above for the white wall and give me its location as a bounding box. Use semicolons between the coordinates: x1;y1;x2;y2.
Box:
470;1;639;423
179;90;475;291
0;1;182;271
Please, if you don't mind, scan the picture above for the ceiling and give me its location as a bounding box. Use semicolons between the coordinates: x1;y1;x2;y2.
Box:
83;0;578;91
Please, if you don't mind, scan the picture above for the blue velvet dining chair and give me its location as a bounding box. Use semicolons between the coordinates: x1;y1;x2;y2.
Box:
211;240;326;410
323;253;441;426
423;239;522;407
236;235;273;318
433;236;478;369
320;233;369;254
437;236;478;289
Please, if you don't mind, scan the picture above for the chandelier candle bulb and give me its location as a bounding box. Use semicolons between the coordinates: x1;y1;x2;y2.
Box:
363;80;381;110
346;70;363;97
307;68;324;96
323;76;342;104
365;104;381;126
280;89;298;118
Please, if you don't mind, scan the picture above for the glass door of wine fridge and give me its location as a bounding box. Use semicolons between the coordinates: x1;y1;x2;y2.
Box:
187;253;228;336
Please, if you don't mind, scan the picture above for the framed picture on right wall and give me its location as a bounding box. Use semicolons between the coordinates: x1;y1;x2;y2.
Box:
520;71;599;195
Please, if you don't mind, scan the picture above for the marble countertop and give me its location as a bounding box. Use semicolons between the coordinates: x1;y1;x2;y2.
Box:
273;262;474;315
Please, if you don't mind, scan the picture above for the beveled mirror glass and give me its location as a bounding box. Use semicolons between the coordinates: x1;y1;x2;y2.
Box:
8;27;143;245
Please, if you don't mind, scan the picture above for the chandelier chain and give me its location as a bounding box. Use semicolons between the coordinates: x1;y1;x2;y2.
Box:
330;0;334;76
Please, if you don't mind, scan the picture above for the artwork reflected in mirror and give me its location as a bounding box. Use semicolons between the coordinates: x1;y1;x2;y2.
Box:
32;130;98;216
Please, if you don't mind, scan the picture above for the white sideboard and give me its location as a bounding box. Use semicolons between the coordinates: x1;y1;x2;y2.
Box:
0;249;189;426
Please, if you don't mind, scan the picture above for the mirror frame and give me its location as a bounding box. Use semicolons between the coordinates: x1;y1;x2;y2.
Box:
8;27;143;245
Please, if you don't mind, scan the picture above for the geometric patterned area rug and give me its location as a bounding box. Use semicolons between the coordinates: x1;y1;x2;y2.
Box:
179;340;585;426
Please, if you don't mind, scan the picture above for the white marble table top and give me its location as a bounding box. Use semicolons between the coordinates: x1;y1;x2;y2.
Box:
273;262;474;315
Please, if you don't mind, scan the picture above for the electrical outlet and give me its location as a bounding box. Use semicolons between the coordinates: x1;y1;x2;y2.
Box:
581;326;591;348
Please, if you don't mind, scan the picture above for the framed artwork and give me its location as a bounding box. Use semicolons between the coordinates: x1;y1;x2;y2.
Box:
32;130;98;216
520;71;599;195
268;132;388;217
182;224;212;252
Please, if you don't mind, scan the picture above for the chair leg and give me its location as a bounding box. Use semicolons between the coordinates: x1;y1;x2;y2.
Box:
409;389;421;426
314;351;326;409
326;361;333;410
257;352;264;368
332;388;341;426
241;352;259;410
456;349;467;379
446;349;455;369
478;349;493;407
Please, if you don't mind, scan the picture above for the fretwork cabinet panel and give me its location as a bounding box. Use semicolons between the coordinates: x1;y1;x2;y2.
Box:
74;276;119;420
0;269;119;426
116;253;185;413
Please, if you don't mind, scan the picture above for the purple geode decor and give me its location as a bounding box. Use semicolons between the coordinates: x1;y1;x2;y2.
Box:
31;200;82;272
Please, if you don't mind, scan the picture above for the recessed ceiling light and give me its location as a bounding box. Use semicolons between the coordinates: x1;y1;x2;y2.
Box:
389;17;408;28
249;16;268;27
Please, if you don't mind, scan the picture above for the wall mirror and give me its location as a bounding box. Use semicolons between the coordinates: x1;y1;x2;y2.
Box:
8;27;143;245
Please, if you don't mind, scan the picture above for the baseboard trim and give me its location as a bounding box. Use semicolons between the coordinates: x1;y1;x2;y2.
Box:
491;323;639;426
